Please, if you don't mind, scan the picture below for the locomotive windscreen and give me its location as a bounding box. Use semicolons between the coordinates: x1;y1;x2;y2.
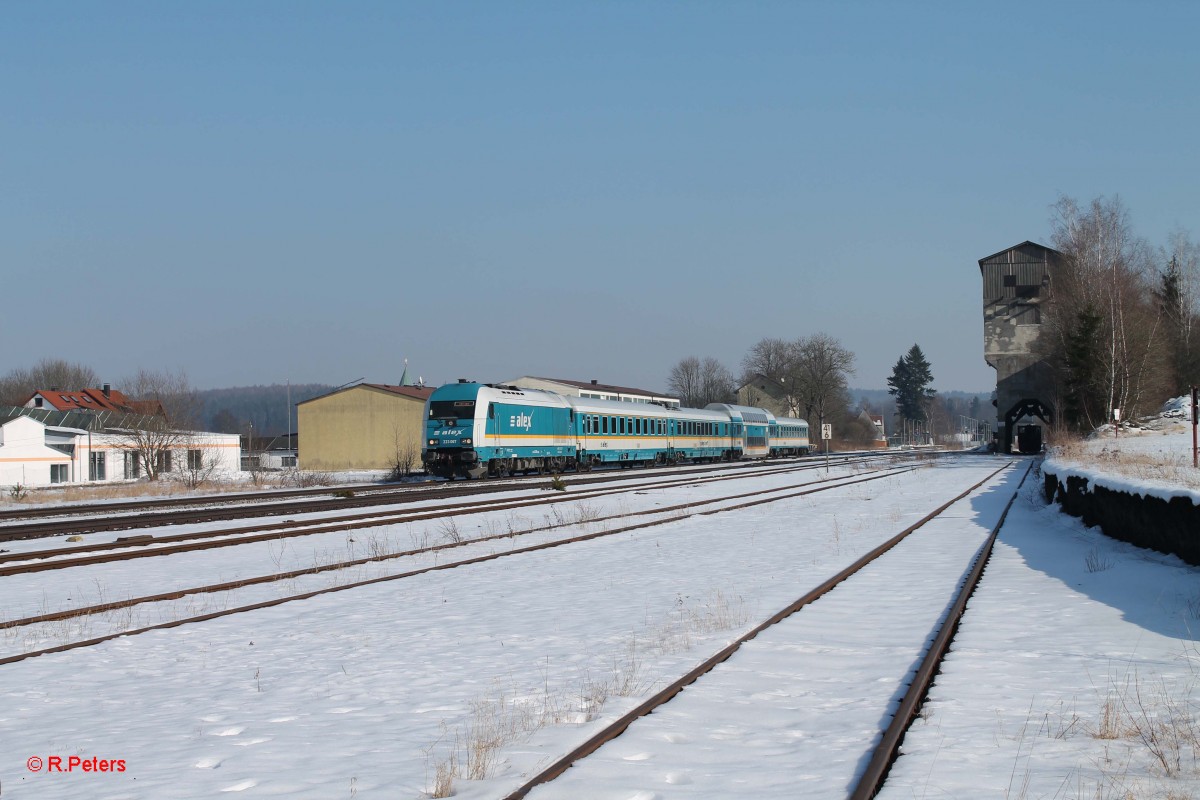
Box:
429;400;475;420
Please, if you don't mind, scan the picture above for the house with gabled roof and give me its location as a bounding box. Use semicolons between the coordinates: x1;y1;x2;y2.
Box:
23;384;134;414
297;382;435;472
0;406;240;488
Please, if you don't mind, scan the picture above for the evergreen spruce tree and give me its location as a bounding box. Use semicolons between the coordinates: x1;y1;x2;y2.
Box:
1062;306;1104;429
887;344;936;422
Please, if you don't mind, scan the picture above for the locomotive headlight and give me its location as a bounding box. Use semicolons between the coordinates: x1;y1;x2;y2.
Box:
428;439;438;446
461;438;473;445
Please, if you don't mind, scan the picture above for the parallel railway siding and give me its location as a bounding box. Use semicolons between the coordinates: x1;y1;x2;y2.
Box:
0;451;899;542
0;458;885;574
2;461;925;664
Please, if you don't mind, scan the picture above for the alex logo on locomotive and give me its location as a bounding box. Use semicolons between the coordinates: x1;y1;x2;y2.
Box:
509;412;533;431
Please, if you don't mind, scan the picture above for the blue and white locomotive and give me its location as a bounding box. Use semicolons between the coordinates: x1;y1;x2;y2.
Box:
422;381;810;479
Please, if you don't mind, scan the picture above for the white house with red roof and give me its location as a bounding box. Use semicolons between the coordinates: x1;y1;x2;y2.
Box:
2;385;241;488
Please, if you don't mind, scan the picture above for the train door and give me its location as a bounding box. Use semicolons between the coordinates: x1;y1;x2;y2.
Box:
486;403;500;454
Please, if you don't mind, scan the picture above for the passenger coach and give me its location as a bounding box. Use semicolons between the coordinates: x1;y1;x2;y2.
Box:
422;382;810;479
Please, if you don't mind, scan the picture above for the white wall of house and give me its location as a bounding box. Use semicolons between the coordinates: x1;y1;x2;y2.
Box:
0;417;241;487
84;431;242;482
0;417;73;487
254;450;298;470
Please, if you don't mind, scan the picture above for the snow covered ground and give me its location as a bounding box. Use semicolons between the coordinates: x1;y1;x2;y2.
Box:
880;475;1200;800
1044;395;1200;501
1;451;1197;799
879;396;1199;800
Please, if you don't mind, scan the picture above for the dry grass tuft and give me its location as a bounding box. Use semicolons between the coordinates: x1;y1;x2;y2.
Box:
1051;437;1200;492
1085;548;1116;573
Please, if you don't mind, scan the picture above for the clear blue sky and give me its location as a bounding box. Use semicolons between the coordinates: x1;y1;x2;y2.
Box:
5;2;1197;394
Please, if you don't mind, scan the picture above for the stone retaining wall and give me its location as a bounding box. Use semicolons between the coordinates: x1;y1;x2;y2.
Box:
1043;470;1200;566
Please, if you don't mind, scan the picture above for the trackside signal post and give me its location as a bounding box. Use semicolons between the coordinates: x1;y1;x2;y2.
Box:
822;423;832;472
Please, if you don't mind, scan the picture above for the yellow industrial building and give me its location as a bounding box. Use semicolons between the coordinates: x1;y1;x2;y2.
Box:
297;383;433;471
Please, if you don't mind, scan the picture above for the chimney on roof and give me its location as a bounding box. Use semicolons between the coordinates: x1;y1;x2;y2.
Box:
591;379;598;385
102;383;111;398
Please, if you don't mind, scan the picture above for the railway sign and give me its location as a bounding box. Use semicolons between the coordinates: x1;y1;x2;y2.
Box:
821;424;832;440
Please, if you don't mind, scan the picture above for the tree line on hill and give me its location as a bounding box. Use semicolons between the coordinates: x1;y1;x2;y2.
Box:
0;360;331;437
666;338;991;446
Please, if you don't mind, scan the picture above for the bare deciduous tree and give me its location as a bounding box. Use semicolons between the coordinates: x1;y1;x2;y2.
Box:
741;334;855;425
1046;195;1169;427
110;369;202;481
793;333;856;431
741;338;804;416
389;424;421;480
177;441;223;488
668;356;735;407
0;359;100;406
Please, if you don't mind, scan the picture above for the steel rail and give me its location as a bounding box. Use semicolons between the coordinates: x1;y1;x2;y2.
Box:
0;452;905;540
1;465;918;628
0;458;889;574
0;480;426;521
847;458;1036;800
0;462;926;666
498;460;1017;800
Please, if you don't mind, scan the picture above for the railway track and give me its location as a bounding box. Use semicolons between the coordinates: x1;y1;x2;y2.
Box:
0;457;889;574
1;459;926;665
0;451;903;541
498;459;1031;799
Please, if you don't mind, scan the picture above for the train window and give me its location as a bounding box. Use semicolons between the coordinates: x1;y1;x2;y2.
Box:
636;418;642;435
430;400;473;420
602;417;608;434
